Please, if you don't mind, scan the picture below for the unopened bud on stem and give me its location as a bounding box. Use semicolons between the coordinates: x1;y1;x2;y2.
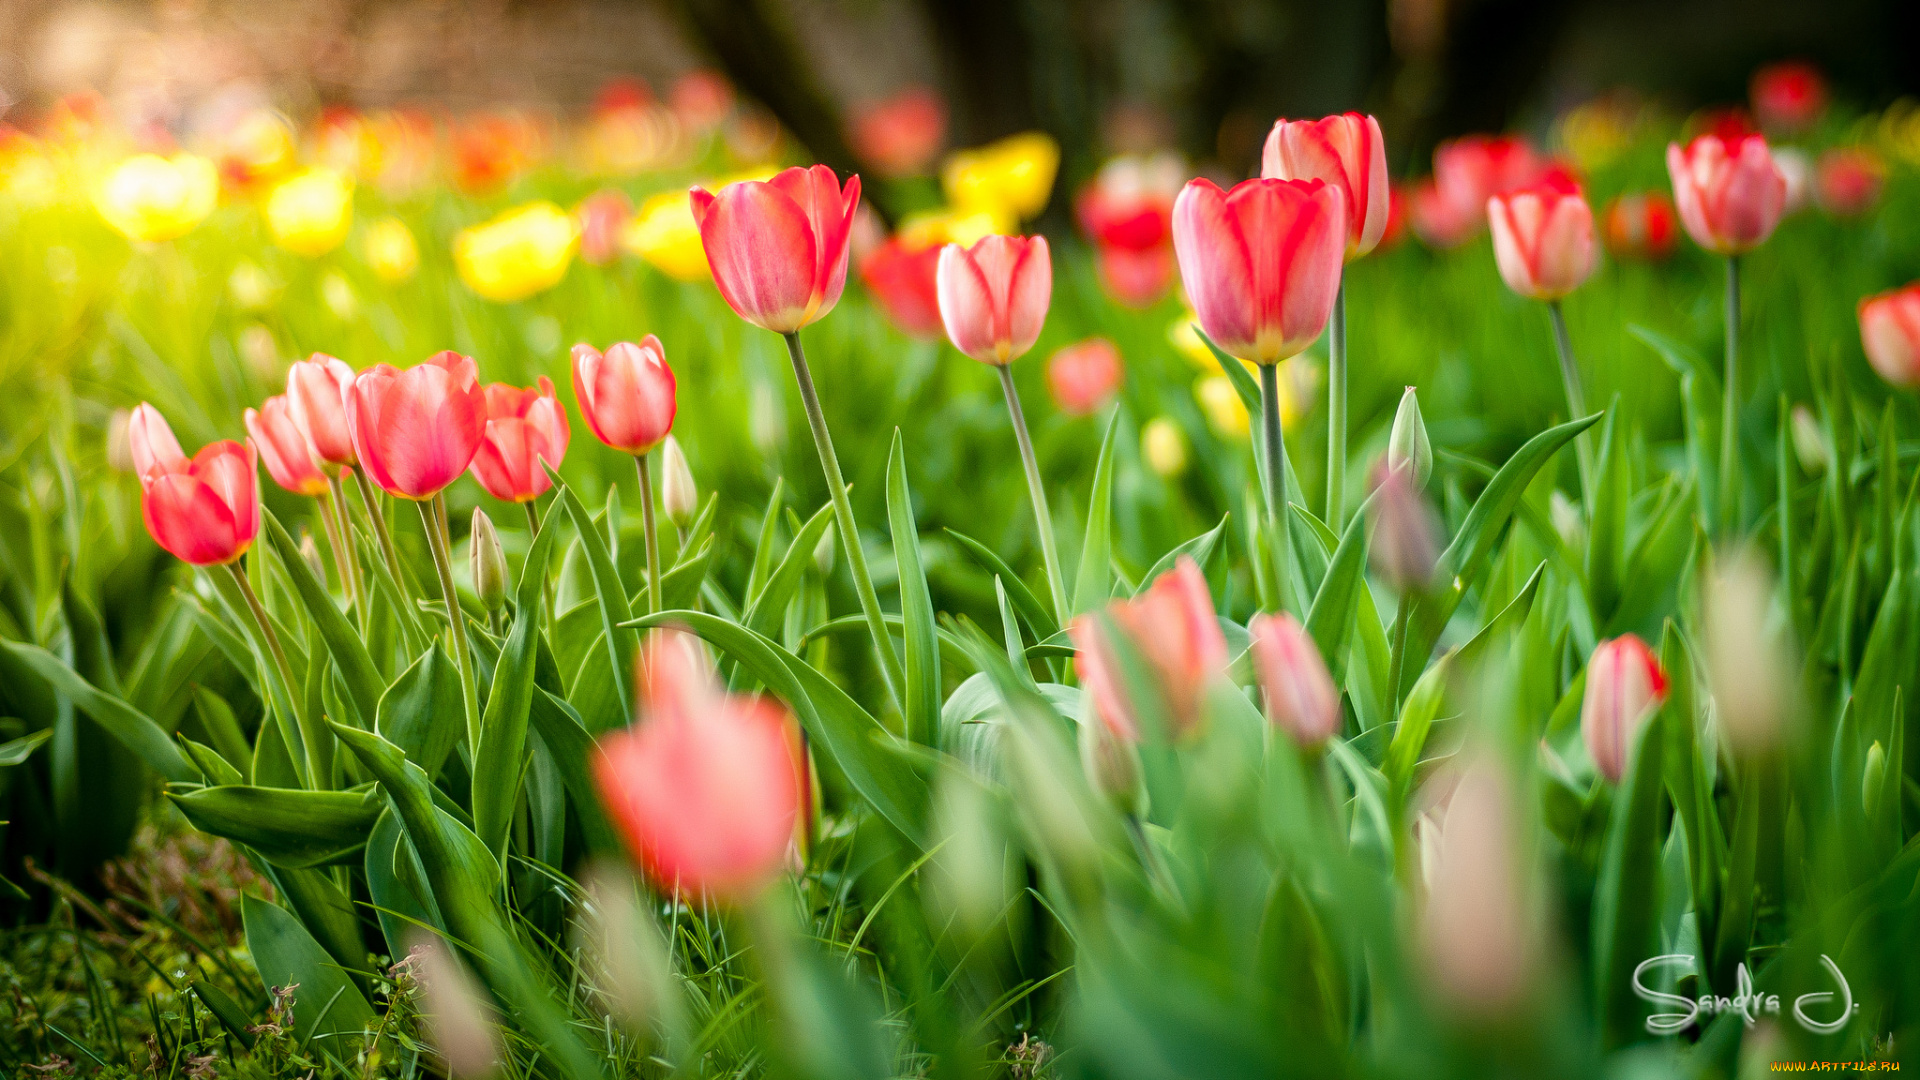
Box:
470;508;507;614
1387;386;1432;489
660;435;697;526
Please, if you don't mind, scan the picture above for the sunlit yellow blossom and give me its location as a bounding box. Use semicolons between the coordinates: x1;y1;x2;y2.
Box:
942;132;1060;221
229;262;277;310
1143;417;1189;477
266;168;353;257
454;201;578;302
623;168;777;282
320;272;358;320
1168;314;1217;368
94;153;218;243
216;108;297;190
1195;375;1250;439
364;217;419;283
896;206;1011;249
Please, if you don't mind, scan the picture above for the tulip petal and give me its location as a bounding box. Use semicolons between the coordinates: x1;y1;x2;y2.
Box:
700;181;819;333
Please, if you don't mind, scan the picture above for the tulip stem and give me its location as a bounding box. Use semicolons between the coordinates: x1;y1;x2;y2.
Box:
324;479;365;623
348;467;410;603
420;494;482;754
635;452;662;617
1326;281;1347;530
314;487;354;609
782;330;905;709
998;365;1070;627
1720;255;1742;535
1548;300;1595;504
1259;362;1297;615
226;561;324;790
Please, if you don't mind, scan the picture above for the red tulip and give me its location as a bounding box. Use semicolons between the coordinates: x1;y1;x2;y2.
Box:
1094;244;1175;309
848;88;947;179
127;401;187;481
858;236;944;340
470;376;570;503
1078;155;1181;308
689;165;860;334
936;234;1052;366
1580;634;1668;783
572;337;677;455
1068;557;1227;743
594;628;804;900
1601;192;1678;261
1487;173;1596;301
1750;60;1827;135
1045;338;1122;416
1379;183;1408;250
245;395;328;496
1171;177;1346;365
1666;133;1787;256
140;438;260;566
286;353;358;467
1433;135;1542;225
1249;611;1340;747
1262;113;1390;260
1859;283;1920;388
346;351;488;500
576;189;632;266
1815;147;1886;219
1408;178;1478;250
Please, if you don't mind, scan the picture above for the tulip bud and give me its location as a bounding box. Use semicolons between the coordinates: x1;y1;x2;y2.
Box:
1386;386;1432;489
1790;404;1828;475
1703;548;1792;754
408;934;499;1079
364;216;420;283
660;435;697;526
1864;740;1887;816
1415;750;1538;1021
298;533;327;582
1549;490;1585;550
470;509;507;614
1580;635;1668;783
1078;708;1142;815
1142;416;1188;477
813;520;837;576
1858;281;1920;389
1368;460;1440;591
1249;612;1341;747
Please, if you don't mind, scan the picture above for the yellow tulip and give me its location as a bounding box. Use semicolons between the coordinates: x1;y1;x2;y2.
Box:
94;153;218;243
266;168;353;257
942;132;1060;221
1195;375;1250;439
454;201;579;302
364;217;419;283
896;206;1011;250
1142;417;1189;478
623;189;709;282
1168;314;1217;369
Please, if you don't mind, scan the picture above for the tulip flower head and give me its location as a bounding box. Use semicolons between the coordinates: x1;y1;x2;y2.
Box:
690;165;860;334
1262;113;1391;260
1601;192;1678;260
1368;458;1441;591
1858;282;1920;389
364;217;420;283
245;396;329;496
936;234;1052;366
470;376;571;503
1666;133;1788;256
1077;154;1182;307
625;189;712;282
1415;750;1539;1020
859;235;945;340
286;353;358;468
849;88;947;178
1433;135;1543;216
266;168;353;257
942;132;1061;222
594;629;805;901
1046;338;1122;416
127;402;187;482
1142;416;1189;478
1750;61;1827;135
1068;558;1227;744
1171;176;1347;365
347;351;488;500
1703;548;1793;755
1408;178;1479;250
140;437;260;567
1249;611;1341;747
575;189;633;265
1487;173;1597;301
1814;147;1886;218
572;338;677;456
454;201;579;302
95;153;219;243
1580;635;1668;783
659;435;698;525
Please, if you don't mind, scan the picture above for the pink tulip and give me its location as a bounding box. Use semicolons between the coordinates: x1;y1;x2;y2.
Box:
1368;459;1440;590
1750;61;1827;135
848;88;947;179
1408;178;1479;250
286;353;358;467
572;337;677;455
1433;135;1542;218
1170;177;1346;365
575;189;632;266
1602;192;1678;261
1045;338;1122;416
470;376;571;503
1580;634;1668;784
127;402;187;481
245;395;329;496
1415;750;1537;1019
346;351;488;500
1077;155;1180;307
936;234;1052;366
689;164;861;334
1487;173;1596;301
1249;611;1341;746
1859;282;1920;388
1092;244;1175;309
1814;147;1885;219
1068;557;1227;743
1666;133;1788;256
1262;113;1390;260
594;628;804;900
140;438;260;566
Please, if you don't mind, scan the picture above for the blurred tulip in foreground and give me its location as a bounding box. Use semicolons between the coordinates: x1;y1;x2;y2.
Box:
1487;173;1596;301
470;376;570;503
1773;146;1814;214
127;402;187;481
1046;338;1122;416
347;351;488;500
660;435;697;525
1789;403;1829;475
408;935;500;1079
1249;611;1341;746
454;201;579;302
245;396;328;496
1171;177;1346;365
1580;635;1667;783
1142;417;1188;478
572;338;677;456
936;234;1052;366
1369;459;1440;590
1666;133;1787;255
266;168;353;257
691;165;860;334
95;153;219;243
594;629;804;900
1750;60;1827;135
286;354;358;467
943;132;1060;221
363;217;419;283
849;88;947;178
1601;192;1678;260
1703;548;1792;755
1858;282;1920;388
1069;558;1226;743
1263;113;1390;260
1814;147;1886;218
1416;750;1538;1020
140;437;260;567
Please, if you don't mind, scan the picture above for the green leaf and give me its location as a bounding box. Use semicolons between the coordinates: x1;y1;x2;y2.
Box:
745;477;786;608
1303;495;1373;684
739;496;836;641
1585;404;1627;626
190;979;259;1048
887;431;941;747
549;470;636;726
473;504;559;859
364;808;440;955
0;728;51;766
0;640;193;783
191;686;254;775
264;510;382;726
946;527;1057;643
1073;413;1120;614
527;688;621;855
168;786;382;868
180;737;245;787
1592;704;1670;1047
1135;514;1232;596
241;894;374;1044
375;644;464;782
1383;656;1449;801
